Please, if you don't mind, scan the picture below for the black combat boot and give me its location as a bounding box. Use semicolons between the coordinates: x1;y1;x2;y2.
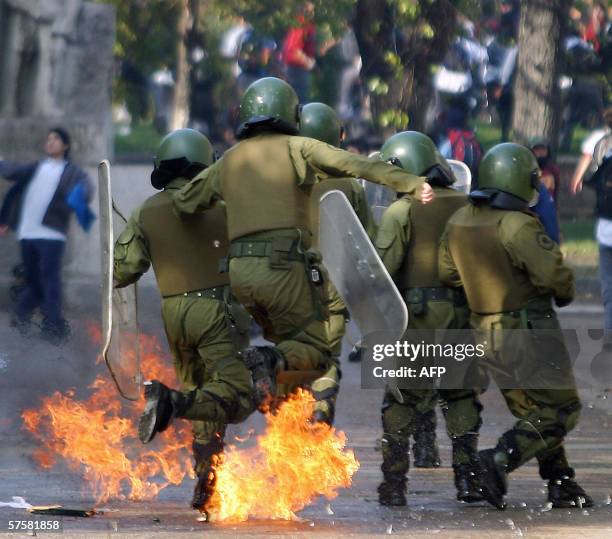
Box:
192;467;215;513
347;345;363;362
311;402;334;426
378;477;407;506
454;464;483;503
191;438;224;517
413;411;441;468
452;434;483;503
243;346;284;411
547;472;594;508
191;466;216;518
379;432;410;506
537;447;594;508
478;449;508;510
138;380;193;443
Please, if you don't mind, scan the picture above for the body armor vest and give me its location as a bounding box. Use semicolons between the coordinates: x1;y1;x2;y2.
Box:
447;206;538;314
140;191;229;296
397;188;467;291
219;134;312;240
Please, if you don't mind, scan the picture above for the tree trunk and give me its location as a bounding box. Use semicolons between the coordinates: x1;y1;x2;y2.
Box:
169;0;191;130
353;0;404;139
353;0;455;139
511;0;566;150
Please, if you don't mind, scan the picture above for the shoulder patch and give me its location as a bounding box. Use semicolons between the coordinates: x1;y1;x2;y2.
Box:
537;232;555;250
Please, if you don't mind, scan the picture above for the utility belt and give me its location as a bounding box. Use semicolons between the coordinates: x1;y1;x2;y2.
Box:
224;231;328;322
404;286;467;316
165;284;251;354
164;285;228;300
225;237;303;269
498;295;554;329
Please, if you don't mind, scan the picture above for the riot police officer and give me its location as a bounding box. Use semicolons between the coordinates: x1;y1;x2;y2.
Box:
113;129;253;514
172;77;434;418
301;101;375;423
439;143;593;510
375;131;483;506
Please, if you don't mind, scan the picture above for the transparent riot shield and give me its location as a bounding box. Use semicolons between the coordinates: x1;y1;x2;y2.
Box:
319;190;408;344
98;160;142;401
360;179;395;225
448;159;472;193
357;152;396;224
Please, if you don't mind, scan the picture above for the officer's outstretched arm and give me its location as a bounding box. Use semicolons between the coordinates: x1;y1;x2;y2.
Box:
438;229;462;288
503;216;575;306
374;199;411;277
173;160;222;215
113;209;151;288
294;137;433;202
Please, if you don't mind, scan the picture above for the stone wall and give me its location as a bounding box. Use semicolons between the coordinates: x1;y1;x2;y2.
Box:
0;1;115;165
0;1;116;305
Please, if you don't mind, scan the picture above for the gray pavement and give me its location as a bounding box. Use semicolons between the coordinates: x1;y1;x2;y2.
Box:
0;288;612;537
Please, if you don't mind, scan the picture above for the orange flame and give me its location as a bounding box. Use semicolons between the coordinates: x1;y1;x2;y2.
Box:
21;332;194;504
22;328;359;520
206;389;359;522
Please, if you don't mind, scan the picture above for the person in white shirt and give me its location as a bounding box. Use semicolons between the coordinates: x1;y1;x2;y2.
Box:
0;127;93;344
571;108;612;341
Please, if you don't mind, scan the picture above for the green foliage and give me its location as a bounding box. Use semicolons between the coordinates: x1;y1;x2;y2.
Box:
384;51;404;80
378;109;410;129
367;77;390;95
99;0;356;126
215;0;355;41
99;0;460;139
114;122;163;156
396;0;419;17
454;0;481;20
96;0;182;120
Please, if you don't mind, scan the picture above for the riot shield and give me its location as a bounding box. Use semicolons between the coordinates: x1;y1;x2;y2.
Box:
360;179;395;225
319;189;408;342
320;190;407;400
98;160;142;401
448;159;472;193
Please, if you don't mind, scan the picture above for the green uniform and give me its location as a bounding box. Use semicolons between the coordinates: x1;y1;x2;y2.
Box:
173;134;426;415
114;178;253;474
375;186;483;482
439;203;580;478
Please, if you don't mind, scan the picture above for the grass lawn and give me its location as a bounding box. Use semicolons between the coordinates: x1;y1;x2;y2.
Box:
474;121;589;156
560;218;599;290
115;119;591;158
114;123;162;156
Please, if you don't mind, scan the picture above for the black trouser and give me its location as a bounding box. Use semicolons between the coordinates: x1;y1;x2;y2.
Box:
14;239;66;330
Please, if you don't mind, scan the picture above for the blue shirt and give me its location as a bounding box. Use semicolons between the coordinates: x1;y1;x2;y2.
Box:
532;184;559;243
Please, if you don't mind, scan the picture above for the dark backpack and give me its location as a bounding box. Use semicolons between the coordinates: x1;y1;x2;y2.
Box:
447;128;483;177
586;150;612;219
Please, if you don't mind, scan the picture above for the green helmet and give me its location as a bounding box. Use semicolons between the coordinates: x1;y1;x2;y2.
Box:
237;77;300;138
478;143;540;203
151;128;215;189
379;131;454;183
299;102;343;147
154;128;215;168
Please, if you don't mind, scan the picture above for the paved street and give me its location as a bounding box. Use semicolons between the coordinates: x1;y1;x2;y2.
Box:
0;288;611;538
